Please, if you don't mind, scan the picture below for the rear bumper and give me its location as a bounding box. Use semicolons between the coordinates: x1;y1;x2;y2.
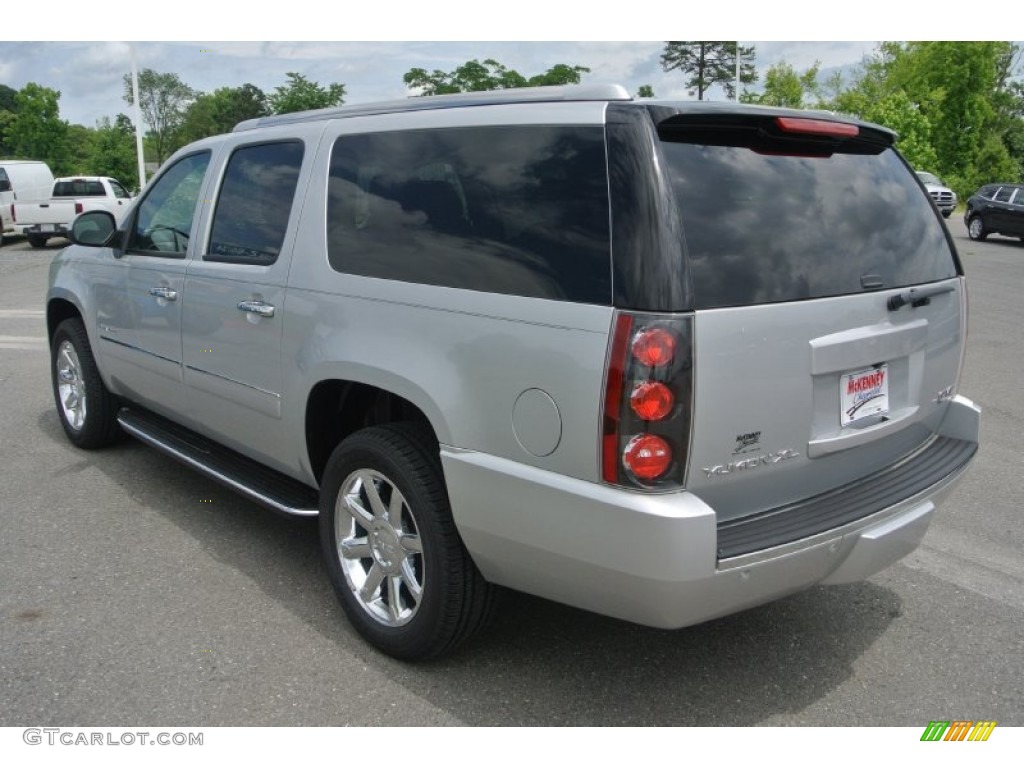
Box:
442;395;980;629
25;224;69;237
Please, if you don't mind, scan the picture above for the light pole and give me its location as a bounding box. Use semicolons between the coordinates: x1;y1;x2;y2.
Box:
130;43;146;192
735;41;740;101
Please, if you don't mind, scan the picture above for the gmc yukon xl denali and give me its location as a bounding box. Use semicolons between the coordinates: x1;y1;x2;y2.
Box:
46;85;980;660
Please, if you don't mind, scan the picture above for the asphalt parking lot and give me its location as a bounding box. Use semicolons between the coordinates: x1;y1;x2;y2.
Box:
1;218;1022;727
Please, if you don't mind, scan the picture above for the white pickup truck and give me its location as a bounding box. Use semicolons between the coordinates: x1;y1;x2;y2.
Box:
11;176;134;247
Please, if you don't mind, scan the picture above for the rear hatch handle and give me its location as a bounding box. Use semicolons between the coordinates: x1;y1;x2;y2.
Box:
887;284;955;312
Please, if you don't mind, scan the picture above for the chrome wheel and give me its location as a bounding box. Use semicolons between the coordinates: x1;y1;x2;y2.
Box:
968;216;985;240
335;468;424;627
56;340;87;431
320;423;497;659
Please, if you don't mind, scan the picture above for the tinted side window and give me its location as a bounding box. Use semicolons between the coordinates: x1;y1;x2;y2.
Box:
109;180;130;199
327;126;610;304
206;141;304;266
127;152;211;257
662;141;958;309
993;187;1014;203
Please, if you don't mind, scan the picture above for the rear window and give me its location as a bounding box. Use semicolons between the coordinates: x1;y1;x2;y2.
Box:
660;125;958;309
53;180;105;197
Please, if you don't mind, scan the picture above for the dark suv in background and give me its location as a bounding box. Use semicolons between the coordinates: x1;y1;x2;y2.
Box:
964;183;1024;242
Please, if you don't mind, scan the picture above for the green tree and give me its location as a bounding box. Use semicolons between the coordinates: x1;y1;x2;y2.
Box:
6;83;69;171
827;42;1023;198
403;58;590;96
637;84;655;98
0;84;16;113
89;115;139;187
661;42;756;100
268;73;345;115
180;84;269;142
525;63;591;87
0;83;17;153
123;69;196;165
64;123;96;174
743;60;820;108
863;92;940;172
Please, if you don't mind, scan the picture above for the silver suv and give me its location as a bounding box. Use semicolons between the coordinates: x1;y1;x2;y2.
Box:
47;85;980;660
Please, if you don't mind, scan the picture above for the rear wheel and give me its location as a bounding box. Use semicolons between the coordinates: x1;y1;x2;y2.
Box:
967;215;987;241
51;318;121;448
27;234;48;248
319;423;497;660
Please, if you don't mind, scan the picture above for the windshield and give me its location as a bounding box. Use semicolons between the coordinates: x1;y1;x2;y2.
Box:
916;171;942;185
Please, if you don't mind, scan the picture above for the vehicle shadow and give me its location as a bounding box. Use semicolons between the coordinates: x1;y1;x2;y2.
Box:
36;410;901;726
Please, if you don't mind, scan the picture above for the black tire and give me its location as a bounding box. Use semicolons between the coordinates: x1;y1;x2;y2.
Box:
51;318;121;448
27;234;48;248
942;210;952;219
967;215;988;241
319;423;497;660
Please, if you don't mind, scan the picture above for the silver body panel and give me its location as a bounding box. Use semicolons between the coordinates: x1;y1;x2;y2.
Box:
685;282;965;521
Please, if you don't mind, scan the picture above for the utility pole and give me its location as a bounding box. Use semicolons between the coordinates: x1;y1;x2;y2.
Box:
130;43;146;192
735;41;740;101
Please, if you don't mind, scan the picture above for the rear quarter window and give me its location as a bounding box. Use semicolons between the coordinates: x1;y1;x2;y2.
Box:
327;125;611;304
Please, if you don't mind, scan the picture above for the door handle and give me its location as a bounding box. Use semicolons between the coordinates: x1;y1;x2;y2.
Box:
149;287;178;301
237;299;275;318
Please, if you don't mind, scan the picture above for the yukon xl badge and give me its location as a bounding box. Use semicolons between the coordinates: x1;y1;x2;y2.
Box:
702;448;800;479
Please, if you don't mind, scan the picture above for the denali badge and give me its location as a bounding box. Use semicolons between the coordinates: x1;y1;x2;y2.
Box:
702;448;800;479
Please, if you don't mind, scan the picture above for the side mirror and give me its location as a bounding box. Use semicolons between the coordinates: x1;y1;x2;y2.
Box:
70;210;117;247
0;179;12;192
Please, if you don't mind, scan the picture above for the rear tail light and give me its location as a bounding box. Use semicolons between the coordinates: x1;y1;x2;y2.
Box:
10;204;16;223
602;310;694;489
630;381;674;421
74;202;83;215
631;327;676;367
623;434;673;480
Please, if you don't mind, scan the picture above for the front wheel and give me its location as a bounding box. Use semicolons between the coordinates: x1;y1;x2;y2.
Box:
967;215;988;241
51;318;121;448
942;210;952;219
319;423;497;660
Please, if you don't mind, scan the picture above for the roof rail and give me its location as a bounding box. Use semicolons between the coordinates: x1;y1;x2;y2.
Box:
233;83;632;132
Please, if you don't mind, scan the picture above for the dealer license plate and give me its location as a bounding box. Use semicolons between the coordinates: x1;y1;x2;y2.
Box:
840;364;889;427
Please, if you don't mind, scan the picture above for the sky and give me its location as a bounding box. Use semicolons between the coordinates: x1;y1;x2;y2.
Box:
0;3;1007;128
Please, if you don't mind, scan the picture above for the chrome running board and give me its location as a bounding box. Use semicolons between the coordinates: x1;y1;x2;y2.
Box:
117;406;319;516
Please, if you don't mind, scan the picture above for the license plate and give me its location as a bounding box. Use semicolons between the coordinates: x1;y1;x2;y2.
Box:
40;224;55;232
840;365;889;427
